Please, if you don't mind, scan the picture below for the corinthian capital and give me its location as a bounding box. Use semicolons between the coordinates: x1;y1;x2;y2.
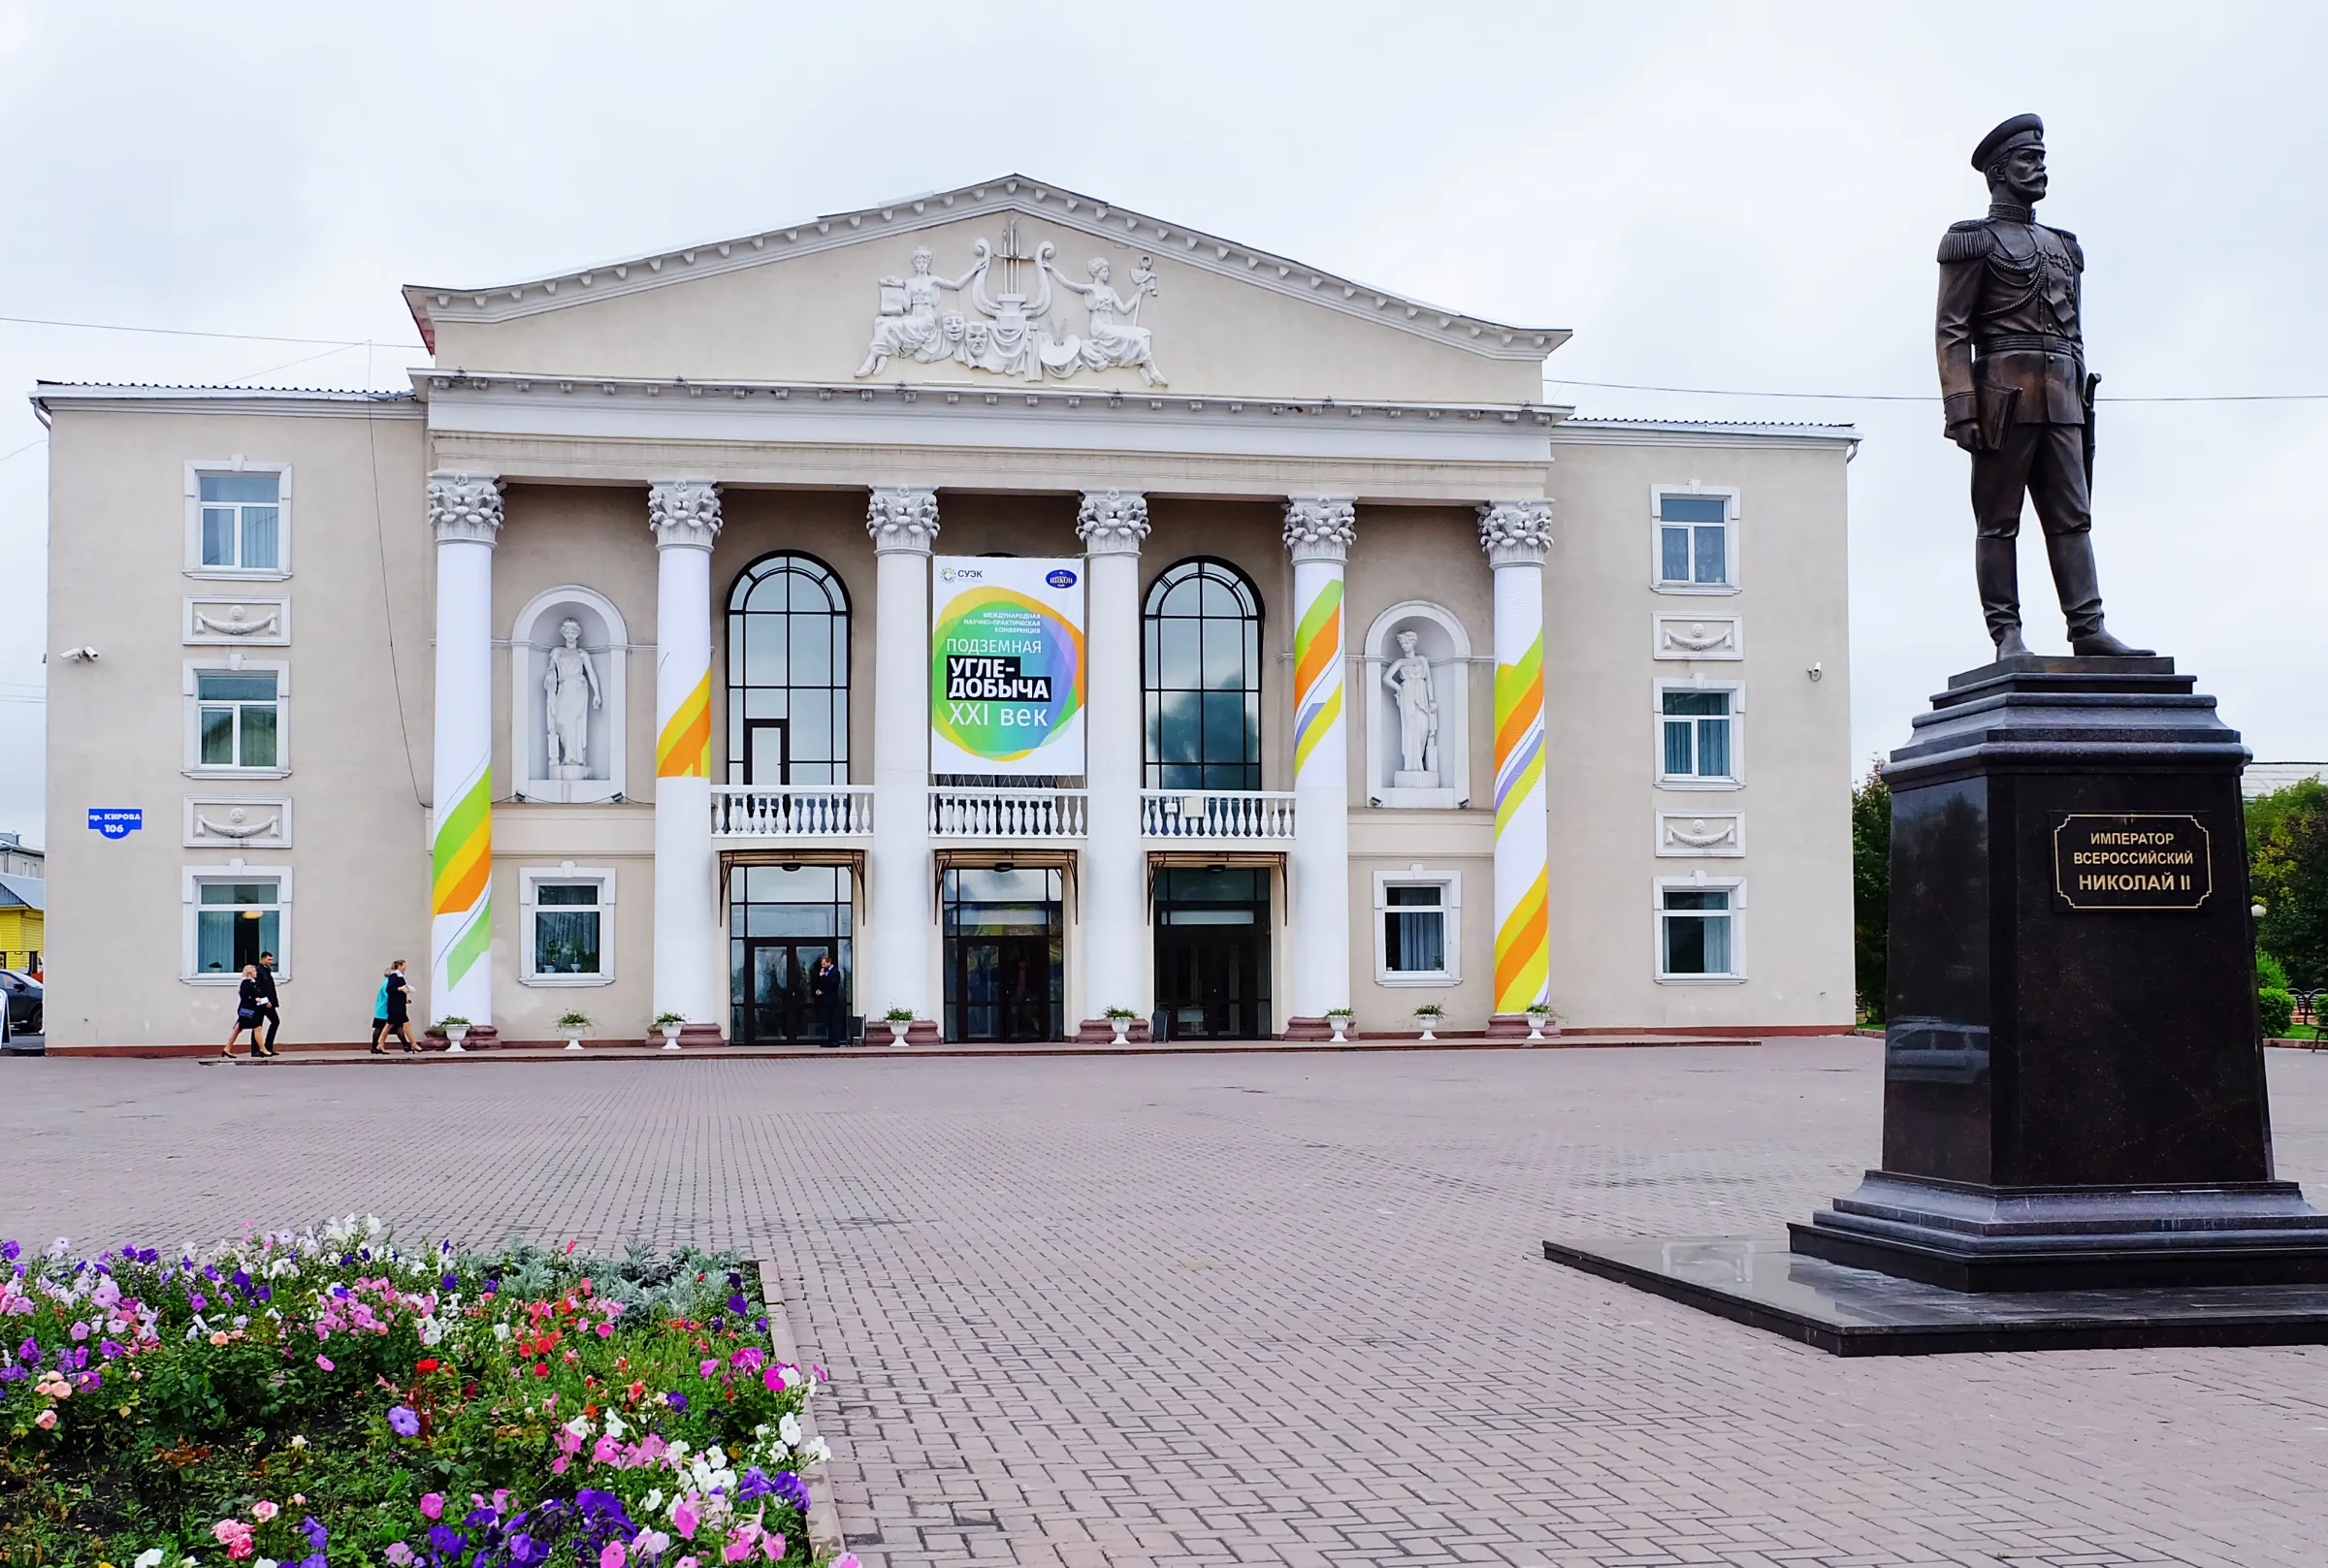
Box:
648;479;723;551
427;471;503;546
1282;496;1356;563
866;486;940;554
1477;498;1554;566
1076;490;1149;556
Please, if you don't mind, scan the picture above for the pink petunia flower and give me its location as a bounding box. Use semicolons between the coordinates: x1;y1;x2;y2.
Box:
600;1545;627;1568
384;1546;416;1567
672;1498;699;1539
315;1355;334;1371
251;1499;278;1521
419;1492;444;1520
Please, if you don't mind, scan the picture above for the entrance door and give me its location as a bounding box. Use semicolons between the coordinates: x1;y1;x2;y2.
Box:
739;938;835;1042
952;934;1053;1042
1153;866;1272;1040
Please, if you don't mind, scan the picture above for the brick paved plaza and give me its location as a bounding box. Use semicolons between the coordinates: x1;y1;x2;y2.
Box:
6;1040;2327;1567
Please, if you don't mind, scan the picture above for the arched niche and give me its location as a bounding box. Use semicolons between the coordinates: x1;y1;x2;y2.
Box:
510;585;629;804
1362;600;1472;809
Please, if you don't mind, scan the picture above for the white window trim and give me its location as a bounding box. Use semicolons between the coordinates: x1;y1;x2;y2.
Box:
181;859;294;983
1654;676;1744;790
182;657;291;777
1372;867;1461;986
519;862;618;986
1649;482;1740;595
184;459;293;580
1654;872;1746;984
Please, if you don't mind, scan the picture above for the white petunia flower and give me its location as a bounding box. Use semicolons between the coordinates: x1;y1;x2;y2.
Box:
777;1413;802;1447
134;1551;166;1568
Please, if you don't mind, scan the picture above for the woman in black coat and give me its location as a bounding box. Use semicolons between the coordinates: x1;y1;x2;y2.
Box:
224;964;268;1059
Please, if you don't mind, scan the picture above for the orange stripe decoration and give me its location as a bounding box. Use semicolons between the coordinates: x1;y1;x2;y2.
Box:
1494;867;1551;1013
656;667;712;779
430;772;492;919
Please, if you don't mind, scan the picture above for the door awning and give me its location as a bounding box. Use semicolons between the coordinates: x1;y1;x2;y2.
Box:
932;848;1080;921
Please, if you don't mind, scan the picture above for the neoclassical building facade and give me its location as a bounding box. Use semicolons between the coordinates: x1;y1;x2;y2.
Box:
35;176;1857;1048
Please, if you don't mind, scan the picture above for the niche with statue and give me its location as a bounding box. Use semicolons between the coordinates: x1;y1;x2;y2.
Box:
509;586;629;804
1362;601;1472;810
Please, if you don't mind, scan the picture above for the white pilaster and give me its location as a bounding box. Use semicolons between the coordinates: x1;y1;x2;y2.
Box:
867;486;940;1028
1078;490;1150;1030
1284;496;1355;1030
650;479;722;1034
427;472;502;1030
1479;500;1555;1018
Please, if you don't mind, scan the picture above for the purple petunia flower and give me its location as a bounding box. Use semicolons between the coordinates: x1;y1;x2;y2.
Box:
755;1315;770;1332
441;1272;457;1292
664;1392;688;1412
187;1294;207;1312
99;1339;121;1360
16;1338;38;1365
254;1285;272;1302
302;1517;328;1552
388;1405;421;1436
427;1523;462;1555
726;1293;748;1315
0;1241;16;1264
772;1470;812;1513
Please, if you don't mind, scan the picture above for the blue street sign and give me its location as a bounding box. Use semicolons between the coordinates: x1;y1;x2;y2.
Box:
88;808;143;840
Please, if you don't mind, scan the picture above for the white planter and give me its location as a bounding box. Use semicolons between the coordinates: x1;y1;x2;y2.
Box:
1327;1016;1351;1044
443;1025;469;1054
887;1020;912;1047
562;1033;587;1052
1416;1016;1439;1042
1109;1018;1131;1045
1525;1016;1545;1044
660;1024;684;1051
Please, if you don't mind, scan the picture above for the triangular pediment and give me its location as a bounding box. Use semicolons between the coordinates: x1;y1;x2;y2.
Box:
406;176;1565;404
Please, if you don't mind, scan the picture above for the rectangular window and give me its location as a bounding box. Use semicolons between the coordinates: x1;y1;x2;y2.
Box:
197;472;281;571
195;878;283;977
1661;887;1734;976
196;671;279;768
1656;494;1730;588
1661;690;1732;781
1374;874;1459;984
533;883;602;976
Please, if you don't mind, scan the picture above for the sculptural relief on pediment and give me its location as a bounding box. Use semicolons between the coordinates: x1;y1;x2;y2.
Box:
854;217;1165;386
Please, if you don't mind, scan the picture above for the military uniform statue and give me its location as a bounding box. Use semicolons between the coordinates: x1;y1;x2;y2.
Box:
1937;113;2149;659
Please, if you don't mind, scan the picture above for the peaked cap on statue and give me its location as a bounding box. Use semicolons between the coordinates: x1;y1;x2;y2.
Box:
1972;113;2045;173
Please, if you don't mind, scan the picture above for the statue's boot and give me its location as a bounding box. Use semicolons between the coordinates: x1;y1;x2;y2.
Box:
1976;537;2024;656
2047;532;2153;656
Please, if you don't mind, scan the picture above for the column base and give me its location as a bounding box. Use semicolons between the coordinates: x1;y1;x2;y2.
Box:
906;1018;943;1046
1792;1171;2328;1292
1279;1015;1333;1042
427;1024;500;1049
1483;1013;1536;1040
672;1023;724;1049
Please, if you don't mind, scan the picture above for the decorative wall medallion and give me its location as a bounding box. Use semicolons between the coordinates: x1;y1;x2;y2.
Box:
1652;614;1743;660
854;219;1165;385
183;795;292;848
184;596;290;647
1657;811;1744;857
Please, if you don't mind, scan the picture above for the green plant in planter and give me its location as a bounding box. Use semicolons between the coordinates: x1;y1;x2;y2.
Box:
1525;1003;1555;1018
435;1015;470;1028
882;1007;916;1023
1411;1004;1445;1019
555;1009;593;1031
653;1011;688;1028
1102;1007;1139;1021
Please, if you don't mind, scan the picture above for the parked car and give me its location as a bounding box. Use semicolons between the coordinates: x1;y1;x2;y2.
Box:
0;970;41;1037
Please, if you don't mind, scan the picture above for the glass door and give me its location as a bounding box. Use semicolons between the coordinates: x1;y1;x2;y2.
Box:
941;868;1064;1042
1153;867;1271;1040
729;865;852;1043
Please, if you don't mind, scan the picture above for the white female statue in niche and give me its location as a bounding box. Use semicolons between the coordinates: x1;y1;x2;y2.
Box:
1382;628;1439;784
543;617;603;778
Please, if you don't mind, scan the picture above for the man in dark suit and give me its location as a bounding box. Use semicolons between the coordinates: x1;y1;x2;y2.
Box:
254;950;282;1057
810;953;846;1048
1936;112;2149;660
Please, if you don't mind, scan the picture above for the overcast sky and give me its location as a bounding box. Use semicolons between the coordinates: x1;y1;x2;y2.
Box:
2;1;2323;848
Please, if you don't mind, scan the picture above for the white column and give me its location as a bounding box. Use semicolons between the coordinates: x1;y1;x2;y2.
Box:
1479;500;1555;1018
649;479;723;1035
427;472;502;1032
1284;496;1355;1030
867;487;940;1029
1078;490;1150;1030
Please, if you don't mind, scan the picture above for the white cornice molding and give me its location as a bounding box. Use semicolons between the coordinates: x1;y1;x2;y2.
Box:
1551;419;1859;453
403;175;1570;365
417;370;1565;467
32;385;421;421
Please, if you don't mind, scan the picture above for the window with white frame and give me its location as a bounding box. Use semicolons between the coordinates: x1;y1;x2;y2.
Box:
1652;489;1736;591
1374;871;1460;984
1660;687;1738;784
184;868;289;981
1658;878;1743;980
521;866;616;983
187;464;290;575
188;664;285;771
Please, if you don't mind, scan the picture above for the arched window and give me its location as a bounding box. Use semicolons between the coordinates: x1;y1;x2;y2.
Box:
728;553;850;785
1144;558;1262;790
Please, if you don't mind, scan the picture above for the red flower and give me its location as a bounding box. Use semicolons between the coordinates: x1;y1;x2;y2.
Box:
416;1359;440;1374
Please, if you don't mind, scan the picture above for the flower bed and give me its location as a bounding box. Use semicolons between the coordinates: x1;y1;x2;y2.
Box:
0;1219;853;1567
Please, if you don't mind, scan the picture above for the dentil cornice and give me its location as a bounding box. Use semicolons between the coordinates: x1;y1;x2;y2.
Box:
1076;490;1149;556
1282;496;1357;563
428;471;504;545
648;478;723;550
867;486;941;554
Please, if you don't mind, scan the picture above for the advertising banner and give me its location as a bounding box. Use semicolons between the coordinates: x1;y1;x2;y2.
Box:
930;556;1085;777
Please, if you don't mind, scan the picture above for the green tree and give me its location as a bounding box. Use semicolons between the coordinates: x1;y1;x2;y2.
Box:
2247;778;2328;989
1853;761;1892;1023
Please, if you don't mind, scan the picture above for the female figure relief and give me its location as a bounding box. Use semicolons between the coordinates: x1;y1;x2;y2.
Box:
1051;255;1166;385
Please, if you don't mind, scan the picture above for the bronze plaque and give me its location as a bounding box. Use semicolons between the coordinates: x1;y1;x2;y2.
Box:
2052;814;2213;912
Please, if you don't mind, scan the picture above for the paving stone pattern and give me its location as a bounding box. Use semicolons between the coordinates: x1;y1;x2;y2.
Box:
5;1040;2327;1568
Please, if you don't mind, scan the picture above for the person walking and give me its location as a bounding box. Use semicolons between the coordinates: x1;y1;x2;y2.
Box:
811;952;846;1048
226;964;268;1059
369;959;417;1055
253;950;283;1057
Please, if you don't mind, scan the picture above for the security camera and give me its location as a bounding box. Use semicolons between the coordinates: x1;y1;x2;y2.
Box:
1807;661;1824;682
61;647;99;663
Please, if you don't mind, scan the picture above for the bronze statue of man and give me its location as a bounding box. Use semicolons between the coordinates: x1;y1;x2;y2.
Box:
1936;113;2149;659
